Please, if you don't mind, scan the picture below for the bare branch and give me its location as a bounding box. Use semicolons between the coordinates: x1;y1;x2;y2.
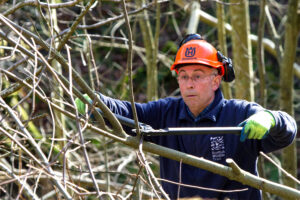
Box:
260;152;300;185
66;44;102;198
4;0;83;16
0;98;72;200
0;162;40;200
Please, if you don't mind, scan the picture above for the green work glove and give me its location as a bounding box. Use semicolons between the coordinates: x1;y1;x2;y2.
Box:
75;94;92;115
239;111;275;142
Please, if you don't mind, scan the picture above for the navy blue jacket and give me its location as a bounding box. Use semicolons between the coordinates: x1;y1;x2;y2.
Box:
99;89;297;199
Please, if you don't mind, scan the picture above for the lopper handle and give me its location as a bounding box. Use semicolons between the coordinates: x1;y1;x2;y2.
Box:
141;127;243;136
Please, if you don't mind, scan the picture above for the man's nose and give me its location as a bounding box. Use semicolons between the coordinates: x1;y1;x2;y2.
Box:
186;77;195;87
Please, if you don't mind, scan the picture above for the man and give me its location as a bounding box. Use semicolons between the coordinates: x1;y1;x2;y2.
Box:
76;34;297;199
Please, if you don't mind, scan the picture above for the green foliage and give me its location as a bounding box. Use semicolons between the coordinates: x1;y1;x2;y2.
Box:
162;41;177;54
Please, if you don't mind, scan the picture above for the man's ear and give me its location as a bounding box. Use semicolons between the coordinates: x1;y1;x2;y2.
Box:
212;75;222;91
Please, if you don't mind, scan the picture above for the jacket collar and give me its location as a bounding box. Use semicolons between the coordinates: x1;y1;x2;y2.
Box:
179;88;224;122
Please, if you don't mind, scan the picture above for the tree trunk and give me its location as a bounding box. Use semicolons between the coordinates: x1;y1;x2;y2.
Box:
136;0;158;101
186;1;200;34
229;0;254;101
280;0;299;193
51;0;66;152
216;2;232;99
256;2;269;199
256;0;267;107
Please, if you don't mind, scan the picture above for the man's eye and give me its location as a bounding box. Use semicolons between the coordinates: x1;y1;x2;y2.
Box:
194;75;202;80
182;75;189;80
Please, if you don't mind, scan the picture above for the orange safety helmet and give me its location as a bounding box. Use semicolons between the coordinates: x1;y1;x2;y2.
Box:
170;38;225;76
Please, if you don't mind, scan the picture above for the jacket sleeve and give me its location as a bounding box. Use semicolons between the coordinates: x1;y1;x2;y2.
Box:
97;93;133;117
261;110;297;153
95;92;164;137
230;100;297;154
95;93;136;133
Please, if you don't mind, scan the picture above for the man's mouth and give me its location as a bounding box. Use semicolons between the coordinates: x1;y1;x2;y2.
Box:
186;94;196;98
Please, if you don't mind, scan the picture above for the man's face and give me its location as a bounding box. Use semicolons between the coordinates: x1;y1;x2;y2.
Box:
177;64;221;117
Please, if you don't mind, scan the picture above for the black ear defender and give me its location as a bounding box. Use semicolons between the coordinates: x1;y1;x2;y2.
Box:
217;51;235;82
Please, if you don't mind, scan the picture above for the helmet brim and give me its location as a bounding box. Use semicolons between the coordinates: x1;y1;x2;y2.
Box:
171;59;224;76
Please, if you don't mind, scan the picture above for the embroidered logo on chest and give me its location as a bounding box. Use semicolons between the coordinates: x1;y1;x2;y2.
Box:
210;136;225;161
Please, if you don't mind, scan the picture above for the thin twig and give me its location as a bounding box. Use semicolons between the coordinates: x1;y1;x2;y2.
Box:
130;164;144;200
56;0;96;52
4;0;83;16
157;177;248;193
58;0;168;32
0;67;124;143
137;136;169;199
260;152;300;185
66;44;102;199
136;148;161;199
120;0;140;136
0;99;72;199
177;159;182;198
0;17;113;132
265;5;283;62
121;1;168;199
0;162;40;200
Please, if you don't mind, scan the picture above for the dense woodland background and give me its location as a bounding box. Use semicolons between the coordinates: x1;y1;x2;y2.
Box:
0;0;299;199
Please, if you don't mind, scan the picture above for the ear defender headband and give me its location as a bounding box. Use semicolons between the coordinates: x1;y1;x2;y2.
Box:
178;33;204;49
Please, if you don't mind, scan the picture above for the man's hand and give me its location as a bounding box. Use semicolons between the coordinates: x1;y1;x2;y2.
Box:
75;94;92;115
239;111;275;142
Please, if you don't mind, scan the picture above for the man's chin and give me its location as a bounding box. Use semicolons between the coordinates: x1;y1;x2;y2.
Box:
184;100;200;109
